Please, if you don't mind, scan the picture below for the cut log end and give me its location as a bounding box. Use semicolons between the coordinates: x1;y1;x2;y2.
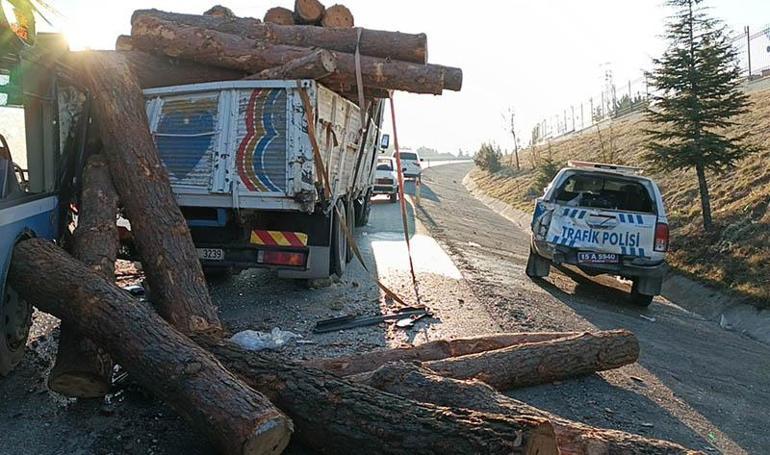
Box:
527;423;560;455
115;35;134;51
321;4;354;28
204;5;236;19
244;416;294;455
263;7;294;26
294;0;325;25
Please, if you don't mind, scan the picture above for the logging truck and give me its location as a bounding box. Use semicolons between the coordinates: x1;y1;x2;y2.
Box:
143;80;385;279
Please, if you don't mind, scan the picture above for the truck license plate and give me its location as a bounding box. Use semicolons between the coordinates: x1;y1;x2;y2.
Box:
197;248;224;261
577;252;619;265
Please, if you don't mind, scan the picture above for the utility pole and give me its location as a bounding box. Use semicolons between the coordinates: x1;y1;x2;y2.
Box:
506;108;520;170
745;26;752;78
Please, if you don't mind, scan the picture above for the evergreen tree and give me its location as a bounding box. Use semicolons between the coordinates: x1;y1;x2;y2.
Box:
644;0;756;230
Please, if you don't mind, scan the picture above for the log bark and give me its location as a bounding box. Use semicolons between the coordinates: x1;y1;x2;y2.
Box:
204;5;236;19
321;4;354;28
115;35;134;51
263;7;295;26
305;331;581;376
244;49;336;81
132;9;428;64
130;16;461;94
293;0;325;25
48;155;117;398
354;362;700;455
424;330;640;390
121;50;245;88
75;51;223;335
9;239;292;455
199;337;559;455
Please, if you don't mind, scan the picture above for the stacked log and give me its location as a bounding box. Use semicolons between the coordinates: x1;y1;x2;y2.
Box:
293;0;326;25
263;7;294;26
321;4;354;28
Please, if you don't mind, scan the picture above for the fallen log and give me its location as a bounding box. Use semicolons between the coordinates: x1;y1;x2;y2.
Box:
199;337;559;455
424;330;640;390
130;16;461;94
9;239;292;455
244;48;336;81
305;331;581;376
321;4;354;28
354;362;700;455
48;154;117;398
132;9;428;64
263;7;295;26
75;51;222;335
293;0;325;25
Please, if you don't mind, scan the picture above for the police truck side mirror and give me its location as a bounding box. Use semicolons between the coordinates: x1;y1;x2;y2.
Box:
380;134;390;150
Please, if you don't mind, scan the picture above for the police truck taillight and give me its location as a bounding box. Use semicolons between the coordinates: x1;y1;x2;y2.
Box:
654;222;669;252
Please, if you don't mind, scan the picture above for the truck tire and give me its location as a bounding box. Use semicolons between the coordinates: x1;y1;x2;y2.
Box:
525;246;551;279
389;192;398;203
330;199;348;277
630;279;654;307
355;190;372;227
0;285;32;376
346;198;355;263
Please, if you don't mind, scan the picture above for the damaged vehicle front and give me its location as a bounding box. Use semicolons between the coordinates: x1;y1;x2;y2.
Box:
526;161;669;306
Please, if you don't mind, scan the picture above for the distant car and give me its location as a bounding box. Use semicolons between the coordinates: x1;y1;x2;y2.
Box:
527;161;669;306
373;157;399;202
393;150;422;179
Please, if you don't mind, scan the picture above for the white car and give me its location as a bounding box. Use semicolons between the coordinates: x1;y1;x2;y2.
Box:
372;157;399;202
527;161;669;306
393;150;422;179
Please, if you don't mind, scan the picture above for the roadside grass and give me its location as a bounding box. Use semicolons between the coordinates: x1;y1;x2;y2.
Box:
471;85;770;308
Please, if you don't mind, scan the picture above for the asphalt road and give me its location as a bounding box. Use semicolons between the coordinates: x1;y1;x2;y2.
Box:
1;161;768;454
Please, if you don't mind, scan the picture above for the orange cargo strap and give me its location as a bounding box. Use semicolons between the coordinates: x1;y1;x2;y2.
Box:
389;94;422;305
299;88;408;306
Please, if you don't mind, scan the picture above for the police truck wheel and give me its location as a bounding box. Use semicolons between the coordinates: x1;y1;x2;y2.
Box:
630;279;654;307
0;285;32;376
330;200;348;277
354;190;372;227
525;246;551;279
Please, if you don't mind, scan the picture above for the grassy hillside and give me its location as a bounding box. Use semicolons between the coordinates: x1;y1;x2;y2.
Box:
472;84;770;307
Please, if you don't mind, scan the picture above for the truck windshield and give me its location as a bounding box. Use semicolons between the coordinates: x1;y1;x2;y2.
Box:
396;152;418;161
553;173;655;213
376;162;393;171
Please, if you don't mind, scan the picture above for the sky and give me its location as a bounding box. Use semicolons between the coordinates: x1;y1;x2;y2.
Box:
26;0;770;154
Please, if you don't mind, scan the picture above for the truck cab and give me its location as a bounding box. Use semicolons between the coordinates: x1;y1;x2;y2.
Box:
0;28;80;374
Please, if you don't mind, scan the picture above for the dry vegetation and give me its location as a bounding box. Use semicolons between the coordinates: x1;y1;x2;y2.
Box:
472;84;770;307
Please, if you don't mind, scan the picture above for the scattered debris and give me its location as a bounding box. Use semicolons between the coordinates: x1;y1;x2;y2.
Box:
639;314;657;322
230;328;302;351
313;307;431;333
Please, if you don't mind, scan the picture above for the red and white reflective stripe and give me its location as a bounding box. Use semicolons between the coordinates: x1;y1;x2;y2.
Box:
250;230;308;247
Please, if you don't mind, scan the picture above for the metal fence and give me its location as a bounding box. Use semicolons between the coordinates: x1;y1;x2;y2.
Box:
531;23;770;144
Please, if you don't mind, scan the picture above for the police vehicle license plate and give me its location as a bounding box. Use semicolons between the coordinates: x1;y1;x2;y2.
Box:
577;252;619;264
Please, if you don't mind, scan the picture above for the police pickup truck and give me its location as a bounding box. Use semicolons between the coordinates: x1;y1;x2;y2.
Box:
526;161;669;306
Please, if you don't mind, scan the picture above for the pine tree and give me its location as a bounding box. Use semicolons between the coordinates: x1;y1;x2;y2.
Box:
644;0;756;231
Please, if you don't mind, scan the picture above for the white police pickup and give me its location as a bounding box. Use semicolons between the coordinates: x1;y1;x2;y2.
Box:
526;161;669;306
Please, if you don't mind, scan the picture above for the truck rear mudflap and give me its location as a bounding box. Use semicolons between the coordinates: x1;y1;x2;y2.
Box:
198;229;309;271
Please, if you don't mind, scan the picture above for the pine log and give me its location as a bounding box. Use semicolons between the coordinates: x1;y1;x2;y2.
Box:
130;16;462;94
9;239;292;455
423;330;640;390
198;337;560;455
263;7;295;26
244;49;336;81
48;155;118;398
115;35;134;51
321;4;354;28
132;9;428;64
354;362;700;455
204;5;236;19
293;0;325;25
121;50;245;88
305;331;581;376
75;51;223;335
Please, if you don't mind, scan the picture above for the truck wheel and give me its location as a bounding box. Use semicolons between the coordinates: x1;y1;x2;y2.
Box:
330;199;348;277
354;190;372;227
525;246;551;279
0;285;32;376
389;192;398;203
346;198;355;263
630;279;654;307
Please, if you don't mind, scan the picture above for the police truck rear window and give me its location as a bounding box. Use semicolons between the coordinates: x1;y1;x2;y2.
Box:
553;174;655;213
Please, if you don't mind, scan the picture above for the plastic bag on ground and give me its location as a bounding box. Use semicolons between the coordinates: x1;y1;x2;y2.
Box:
229;327;301;351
